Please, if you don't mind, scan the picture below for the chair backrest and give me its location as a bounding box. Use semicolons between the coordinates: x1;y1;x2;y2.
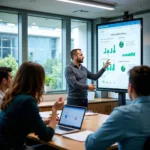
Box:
143;136;150;150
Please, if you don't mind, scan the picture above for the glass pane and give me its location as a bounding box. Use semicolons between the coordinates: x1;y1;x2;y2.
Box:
28;16;63;92
71;20;87;66
2;37;11;47
12;37;16;47
0;12;19;77
2;48;10;57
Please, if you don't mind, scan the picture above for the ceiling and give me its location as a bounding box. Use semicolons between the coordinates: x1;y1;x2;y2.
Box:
0;0;150;19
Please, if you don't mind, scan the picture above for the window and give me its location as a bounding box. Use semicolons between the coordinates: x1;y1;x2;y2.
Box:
28;16;63;91
71;20;87;66
0;10;91;94
0;12;19;76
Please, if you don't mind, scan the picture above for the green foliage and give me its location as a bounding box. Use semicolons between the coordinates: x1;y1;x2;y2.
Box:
0;55;18;77
43;57;62;90
45;75;55;86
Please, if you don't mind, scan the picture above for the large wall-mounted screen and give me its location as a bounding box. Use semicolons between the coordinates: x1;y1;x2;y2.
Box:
97;19;143;92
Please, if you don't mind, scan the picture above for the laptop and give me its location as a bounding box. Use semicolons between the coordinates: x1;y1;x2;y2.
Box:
55;105;87;135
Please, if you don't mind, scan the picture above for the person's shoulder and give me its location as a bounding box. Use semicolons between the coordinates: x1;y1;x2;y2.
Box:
16;93;33;99
114;104;133;114
81;65;87;69
9;94;36;109
15;94;35;104
65;62;72;67
66;64;71;68
65;63;75;71
107;105;130;121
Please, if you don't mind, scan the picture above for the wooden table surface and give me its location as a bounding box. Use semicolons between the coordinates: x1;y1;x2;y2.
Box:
28;114;117;150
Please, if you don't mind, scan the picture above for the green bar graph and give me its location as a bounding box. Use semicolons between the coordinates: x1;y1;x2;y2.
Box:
122;52;136;57
104;45;116;54
104;62;115;71
113;45;116;53
110;48;113;53
112;64;115;71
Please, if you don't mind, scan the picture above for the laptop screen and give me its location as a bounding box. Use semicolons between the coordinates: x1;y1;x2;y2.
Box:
58;105;86;129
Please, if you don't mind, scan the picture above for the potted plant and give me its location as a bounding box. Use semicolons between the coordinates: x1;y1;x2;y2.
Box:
44;75;51;92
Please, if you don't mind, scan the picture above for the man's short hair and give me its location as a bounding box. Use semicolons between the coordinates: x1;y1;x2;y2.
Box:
0;67;12;84
128;65;150;96
70;49;81;60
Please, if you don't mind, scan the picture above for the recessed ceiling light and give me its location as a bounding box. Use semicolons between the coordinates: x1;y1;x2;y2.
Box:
57;0;115;10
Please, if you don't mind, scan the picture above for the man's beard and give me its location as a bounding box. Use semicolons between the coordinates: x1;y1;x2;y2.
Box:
77;58;83;63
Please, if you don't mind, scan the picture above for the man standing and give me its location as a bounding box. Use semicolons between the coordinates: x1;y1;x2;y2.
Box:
65;49;110;107
85;65;150;150
0;67;12;105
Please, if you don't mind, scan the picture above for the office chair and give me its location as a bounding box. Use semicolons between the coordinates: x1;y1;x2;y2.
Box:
143;136;150;150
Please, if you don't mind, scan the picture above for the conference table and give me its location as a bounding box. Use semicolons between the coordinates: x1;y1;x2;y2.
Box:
28;114;117;150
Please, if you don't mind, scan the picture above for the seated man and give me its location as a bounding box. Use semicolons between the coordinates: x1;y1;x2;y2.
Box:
0;67;12;105
85;65;150;150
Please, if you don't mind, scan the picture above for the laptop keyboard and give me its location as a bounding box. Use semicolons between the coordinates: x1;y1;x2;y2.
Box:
56;126;73;131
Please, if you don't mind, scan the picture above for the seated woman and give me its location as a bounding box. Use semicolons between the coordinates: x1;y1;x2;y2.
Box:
0;62;64;150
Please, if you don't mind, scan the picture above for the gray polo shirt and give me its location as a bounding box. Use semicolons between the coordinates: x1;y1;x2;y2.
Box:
65;62;105;100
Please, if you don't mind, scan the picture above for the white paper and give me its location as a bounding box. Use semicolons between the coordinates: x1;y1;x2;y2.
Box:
85;112;98;116
63;130;93;142
39;110;62;118
39;111;51;118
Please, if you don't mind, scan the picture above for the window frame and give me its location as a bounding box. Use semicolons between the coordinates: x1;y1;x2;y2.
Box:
0;7;92;94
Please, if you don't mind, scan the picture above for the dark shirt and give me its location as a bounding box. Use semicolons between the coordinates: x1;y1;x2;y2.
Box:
0;94;54;149
65;62;105;99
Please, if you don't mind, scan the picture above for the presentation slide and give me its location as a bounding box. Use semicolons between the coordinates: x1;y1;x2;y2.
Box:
97;19;142;91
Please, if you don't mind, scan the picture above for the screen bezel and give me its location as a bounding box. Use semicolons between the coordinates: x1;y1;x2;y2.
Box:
58;105;87;129
96;18;143;93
